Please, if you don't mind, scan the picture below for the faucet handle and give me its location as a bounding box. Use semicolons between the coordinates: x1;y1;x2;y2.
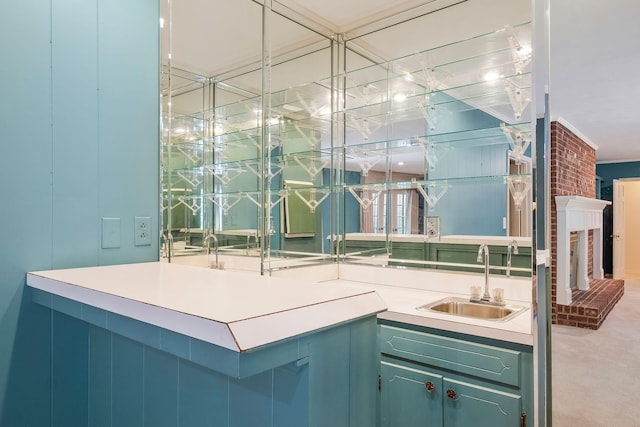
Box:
492;288;505;303
470;285;482;300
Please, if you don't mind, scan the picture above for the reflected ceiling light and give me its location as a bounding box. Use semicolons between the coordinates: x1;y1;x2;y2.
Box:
394;93;407;102
319;106;331;115
174;128;186;134
159;18;165;28
517;45;532;58
267;117;280;126
283;104;302;112
398;161;405;166
214;125;224;135
483;71;500;82
404;72;414;82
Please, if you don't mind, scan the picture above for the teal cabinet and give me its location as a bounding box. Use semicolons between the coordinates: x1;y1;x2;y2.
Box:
380;363;443;426
390;242;428;268
344;239;387;256
379;324;532;426
442;378;521;427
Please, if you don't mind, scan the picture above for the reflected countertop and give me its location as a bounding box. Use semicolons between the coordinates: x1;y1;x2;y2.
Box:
344;232;532;247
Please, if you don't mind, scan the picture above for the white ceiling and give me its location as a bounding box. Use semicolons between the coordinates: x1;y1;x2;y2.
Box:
550;0;640;163
165;0;637;164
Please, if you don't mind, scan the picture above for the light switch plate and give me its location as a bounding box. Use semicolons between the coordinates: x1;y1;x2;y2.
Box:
102;217;121;249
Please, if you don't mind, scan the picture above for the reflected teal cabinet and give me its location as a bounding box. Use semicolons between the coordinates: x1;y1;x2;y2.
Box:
379;323;532;427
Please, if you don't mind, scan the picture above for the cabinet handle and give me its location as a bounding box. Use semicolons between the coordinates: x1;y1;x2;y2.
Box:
446;389;457;400
425;381;435;392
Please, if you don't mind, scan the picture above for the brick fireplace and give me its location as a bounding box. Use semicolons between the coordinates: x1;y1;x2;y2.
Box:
550;120;624;329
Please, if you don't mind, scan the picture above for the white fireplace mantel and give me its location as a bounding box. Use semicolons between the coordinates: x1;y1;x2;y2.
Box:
555;196;611;305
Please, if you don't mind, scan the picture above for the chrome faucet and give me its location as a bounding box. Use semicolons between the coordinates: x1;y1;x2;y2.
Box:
476;243;491;302
203;234;219;269
506;239;519;278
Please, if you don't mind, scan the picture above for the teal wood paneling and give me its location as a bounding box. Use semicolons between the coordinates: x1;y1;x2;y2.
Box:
51;293;83;318
0;282;52;426
30;292;381;427
273;363;309;427
309;325;351;427
0;0;159;423
109;312;162;348
229;369;274;427
51;0;100;269
144;348;179;427
89;326;112;427
349;316;378;427
113;335;144;427
52;312;89;427
0;0;54;423
178;359;230;427
97;0;159;266
83;304;108;329
161;329;191;360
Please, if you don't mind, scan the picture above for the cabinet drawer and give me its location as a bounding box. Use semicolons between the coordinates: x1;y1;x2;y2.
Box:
443;378;522;427
379;325;521;387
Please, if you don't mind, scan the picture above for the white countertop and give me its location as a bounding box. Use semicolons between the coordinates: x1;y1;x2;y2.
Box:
335;264;532;345
322;280;532;345
267;263;533;346
26;262;385;352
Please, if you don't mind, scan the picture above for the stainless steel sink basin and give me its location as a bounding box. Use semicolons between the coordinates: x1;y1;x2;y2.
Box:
417;297;527;322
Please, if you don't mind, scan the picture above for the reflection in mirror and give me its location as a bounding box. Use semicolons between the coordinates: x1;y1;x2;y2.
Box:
262;10;333;271
339;7;533;276
160;0;264;272
160;0;532;278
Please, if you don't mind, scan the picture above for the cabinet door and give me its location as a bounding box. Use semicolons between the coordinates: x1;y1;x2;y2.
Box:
443;378;521;427
380;362;443;427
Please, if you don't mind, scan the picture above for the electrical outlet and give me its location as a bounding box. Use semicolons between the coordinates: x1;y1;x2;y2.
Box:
135;216;152;246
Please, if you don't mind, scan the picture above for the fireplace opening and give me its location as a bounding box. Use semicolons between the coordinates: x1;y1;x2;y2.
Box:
570;232;579;290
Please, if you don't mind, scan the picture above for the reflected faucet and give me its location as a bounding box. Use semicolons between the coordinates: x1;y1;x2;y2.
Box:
246;233;258;255
203;234;219;269
476;243;491;302
165;233;174;262
506;239;519;278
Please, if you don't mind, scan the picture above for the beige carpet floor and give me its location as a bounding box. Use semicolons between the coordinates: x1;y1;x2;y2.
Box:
552;277;640;426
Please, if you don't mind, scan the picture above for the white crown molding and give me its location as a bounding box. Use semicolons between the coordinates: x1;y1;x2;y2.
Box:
551;116;599;151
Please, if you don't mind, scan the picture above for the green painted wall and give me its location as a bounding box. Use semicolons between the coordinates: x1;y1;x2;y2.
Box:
0;0;159;424
596;161;640;201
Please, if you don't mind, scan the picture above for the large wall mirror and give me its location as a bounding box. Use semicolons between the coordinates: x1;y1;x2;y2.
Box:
337;1;533;276
160;0;534;280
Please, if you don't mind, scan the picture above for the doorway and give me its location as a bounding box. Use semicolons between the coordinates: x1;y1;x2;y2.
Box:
612;178;640;279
